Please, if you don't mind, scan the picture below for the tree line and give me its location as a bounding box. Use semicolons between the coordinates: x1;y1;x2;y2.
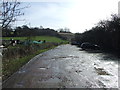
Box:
74;14;120;54
2;25;66;40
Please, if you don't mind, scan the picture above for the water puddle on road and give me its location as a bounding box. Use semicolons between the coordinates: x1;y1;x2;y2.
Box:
38;67;47;70
18;70;26;74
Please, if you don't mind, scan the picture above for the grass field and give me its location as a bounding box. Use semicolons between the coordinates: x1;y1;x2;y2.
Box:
2;36;67;43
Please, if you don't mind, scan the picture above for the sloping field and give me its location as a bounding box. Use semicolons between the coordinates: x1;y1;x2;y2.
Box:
58;33;74;41
2;36;67;43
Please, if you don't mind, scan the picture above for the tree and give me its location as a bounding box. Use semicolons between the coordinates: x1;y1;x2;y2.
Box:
0;0;26;29
59;27;71;33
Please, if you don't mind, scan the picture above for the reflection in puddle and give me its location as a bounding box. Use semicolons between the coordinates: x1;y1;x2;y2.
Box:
18;70;26;74
38;67;47;70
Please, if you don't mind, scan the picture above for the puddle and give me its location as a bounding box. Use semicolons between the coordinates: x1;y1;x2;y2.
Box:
18;70;26;74
38;67;47;70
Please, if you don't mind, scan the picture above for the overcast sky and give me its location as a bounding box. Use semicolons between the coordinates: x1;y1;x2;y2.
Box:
15;0;119;33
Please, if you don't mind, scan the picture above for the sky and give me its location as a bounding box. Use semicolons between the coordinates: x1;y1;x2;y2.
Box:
15;0;119;33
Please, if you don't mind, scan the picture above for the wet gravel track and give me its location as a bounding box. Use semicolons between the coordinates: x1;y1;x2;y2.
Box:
2;44;119;89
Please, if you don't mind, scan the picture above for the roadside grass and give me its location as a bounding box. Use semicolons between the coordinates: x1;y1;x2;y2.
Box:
2;36;67;43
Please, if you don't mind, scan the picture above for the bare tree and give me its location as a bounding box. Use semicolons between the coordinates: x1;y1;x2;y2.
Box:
0;0;27;29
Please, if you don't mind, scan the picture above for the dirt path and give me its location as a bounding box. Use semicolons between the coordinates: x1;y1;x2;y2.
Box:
2;44;119;88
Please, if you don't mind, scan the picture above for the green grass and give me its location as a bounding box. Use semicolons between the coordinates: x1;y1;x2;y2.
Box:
2;36;67;43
